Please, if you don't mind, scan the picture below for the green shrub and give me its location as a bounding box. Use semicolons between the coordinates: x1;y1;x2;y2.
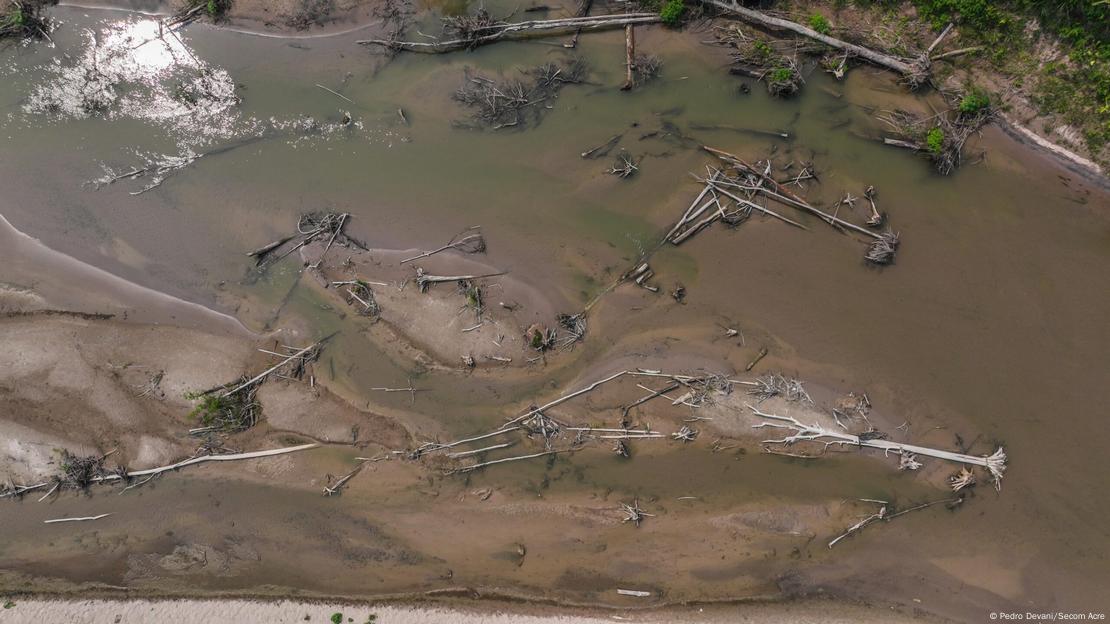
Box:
808;12;831;34
191;0;230;20
186;392;227;425
330;614;343;624
770;67;794;83
659;0;685;26
959;89;990;114
926;127;945;153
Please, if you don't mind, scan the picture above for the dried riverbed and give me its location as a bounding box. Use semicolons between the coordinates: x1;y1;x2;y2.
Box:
1;2;1109;622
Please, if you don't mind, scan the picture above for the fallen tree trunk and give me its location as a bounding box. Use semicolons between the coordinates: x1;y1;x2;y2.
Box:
2;444;320;499
748;404;1007;489
621;25;636;91
100;443;320;482
358;14;661;53
44;513;112;524
701;0;924;83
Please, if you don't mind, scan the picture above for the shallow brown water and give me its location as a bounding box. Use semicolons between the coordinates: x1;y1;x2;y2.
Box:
1;3;1109;621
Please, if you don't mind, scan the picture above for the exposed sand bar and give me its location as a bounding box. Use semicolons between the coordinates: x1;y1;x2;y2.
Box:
0;213;250;336
2;598;933;623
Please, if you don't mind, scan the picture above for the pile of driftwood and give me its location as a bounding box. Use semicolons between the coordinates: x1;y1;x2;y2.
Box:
606;150;640;178
701;2;980;91
453;60;588;130
401;369;740;472
748;372;813;405
330;279;381;318
402;369;723;469
712;25;809;96
247;212;361;270
358;12;661;53
879;97;992;175
665;146;900;265
187;338;329;437
393;366;1006;502
555;312;588;348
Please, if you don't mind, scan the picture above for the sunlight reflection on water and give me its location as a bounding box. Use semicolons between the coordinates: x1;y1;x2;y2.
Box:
23;17;241;141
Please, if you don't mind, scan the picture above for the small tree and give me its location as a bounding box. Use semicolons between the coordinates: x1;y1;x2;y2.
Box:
926;127;945;154
959;89;990;115
660;0;685;26
808;12;831;35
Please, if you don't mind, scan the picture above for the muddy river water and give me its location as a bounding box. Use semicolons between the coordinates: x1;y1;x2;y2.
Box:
1;2;1109;621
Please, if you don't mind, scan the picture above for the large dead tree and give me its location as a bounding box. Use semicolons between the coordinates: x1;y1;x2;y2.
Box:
748;404;1007;489
700;0;928;86
359;14;661;53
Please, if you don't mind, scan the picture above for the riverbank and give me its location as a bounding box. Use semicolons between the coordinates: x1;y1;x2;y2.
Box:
0;596;937;623
52;0;1109;181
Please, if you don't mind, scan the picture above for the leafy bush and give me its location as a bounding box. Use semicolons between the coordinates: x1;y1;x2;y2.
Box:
186;392;227;425
959;89;990;114
659;0;685;26
188;0;230;20
4;7;24;28
926;127;945;153
912;0;1110;154
808;12;831;34
330;614;343;624
770;67;794;83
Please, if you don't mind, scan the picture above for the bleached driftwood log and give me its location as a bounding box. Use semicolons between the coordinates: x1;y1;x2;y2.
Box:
358;14;661;53
44;513;112;524
700;0;926;84
2;444;319;499
223;340;328;397
414;268;506;292
748;404;1007;488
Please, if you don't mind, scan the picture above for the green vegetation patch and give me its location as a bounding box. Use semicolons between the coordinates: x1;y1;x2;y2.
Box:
958;89;990;114
910;0;1110;155
660;0;685;26
926;126;945;153
808;12;832;34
